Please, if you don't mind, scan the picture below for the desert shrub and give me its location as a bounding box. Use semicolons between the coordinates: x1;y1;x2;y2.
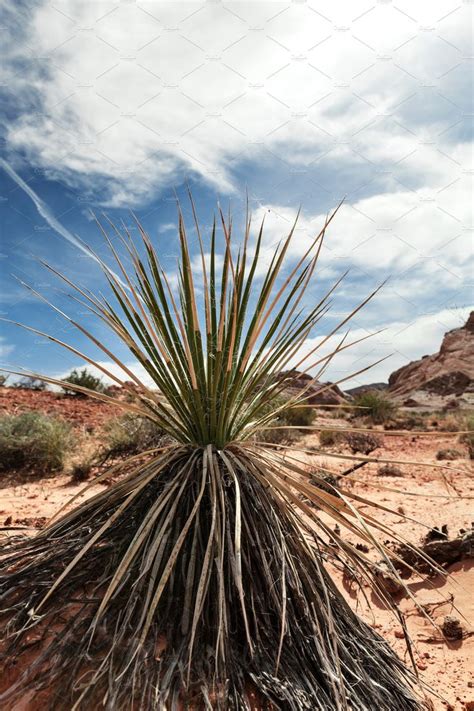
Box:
459;415;474;459
257;427;296;445
438;414;460;433
436;448;462;461
341;431;383;455
71;460;94;482
324;407;350;420
103;414;167;458
12;376;46;391
309;469;340;496
0;375;8;386
253;397;312;444
319;429;338;446
0;412;72;473
354;390;396;424
62;368;107;396
378;464;402;476
385;414;426;431
282;404;315;427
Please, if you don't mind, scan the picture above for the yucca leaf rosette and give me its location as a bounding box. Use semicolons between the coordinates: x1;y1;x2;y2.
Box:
0;200;437;710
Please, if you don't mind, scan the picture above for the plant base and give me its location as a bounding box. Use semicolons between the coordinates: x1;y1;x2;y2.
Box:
0;450;426;710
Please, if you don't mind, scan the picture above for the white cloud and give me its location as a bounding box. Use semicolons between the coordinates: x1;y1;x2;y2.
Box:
56;359;155;389
288;305;473;387
2;0;471;205
0;338;14;359
158;222;176;234
250;171;473;286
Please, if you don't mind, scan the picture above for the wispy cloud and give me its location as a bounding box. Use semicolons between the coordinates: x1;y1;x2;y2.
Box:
0;158;128;288
0;337;14;359
1;159;100;260
158;222;177;234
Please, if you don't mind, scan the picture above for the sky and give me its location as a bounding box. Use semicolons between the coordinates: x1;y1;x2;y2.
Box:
0;0;472;389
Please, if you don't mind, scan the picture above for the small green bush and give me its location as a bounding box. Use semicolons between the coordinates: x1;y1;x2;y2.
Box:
62;368;107;396
353;391;396;424
103;414;166;458
0;412;73;473
253;397;313;444
12;376;46;391
281;404;315;427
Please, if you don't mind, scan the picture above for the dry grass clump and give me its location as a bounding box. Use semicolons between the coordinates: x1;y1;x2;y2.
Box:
319;428;338;446
319;426;383;453
378;463;403;476
385;413;427;431
438;414;461;432
254;397;315;444
70;414;166;481
343;431;383;454
309;469;340;496
70;459;94;482
0;411;72;474
459;414;474;459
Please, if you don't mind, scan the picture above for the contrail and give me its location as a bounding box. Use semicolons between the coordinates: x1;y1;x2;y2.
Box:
0;158;127;287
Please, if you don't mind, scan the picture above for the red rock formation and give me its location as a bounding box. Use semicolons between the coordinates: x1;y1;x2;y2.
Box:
278;370;348;406
388;312;474;399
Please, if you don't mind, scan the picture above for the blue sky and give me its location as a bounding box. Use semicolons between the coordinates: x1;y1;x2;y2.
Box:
0;0;472;388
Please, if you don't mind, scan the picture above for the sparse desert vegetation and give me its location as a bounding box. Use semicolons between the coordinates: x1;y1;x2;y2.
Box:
0;411;72;475
353;390;397;424
436;447;463;461
256;395;315;444
319;428;338;446
459;414;474;459
378;463;403;476
0;382;473;709
342;430;383;454
102;413;167;458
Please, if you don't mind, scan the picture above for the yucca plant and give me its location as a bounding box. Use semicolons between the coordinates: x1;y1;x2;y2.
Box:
0;199;453;710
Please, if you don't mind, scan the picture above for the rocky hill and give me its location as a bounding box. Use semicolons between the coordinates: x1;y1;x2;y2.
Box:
278;371;348;406
345;383;388;397
388;312;474;406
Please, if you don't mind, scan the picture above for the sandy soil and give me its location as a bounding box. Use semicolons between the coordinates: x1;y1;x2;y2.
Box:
0;394;473;709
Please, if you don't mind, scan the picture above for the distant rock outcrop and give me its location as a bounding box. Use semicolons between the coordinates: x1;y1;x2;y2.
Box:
278;371;348;406
388;312;474;404
345;383;388;397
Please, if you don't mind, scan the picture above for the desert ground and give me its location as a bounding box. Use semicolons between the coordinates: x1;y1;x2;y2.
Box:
0;384;472;711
